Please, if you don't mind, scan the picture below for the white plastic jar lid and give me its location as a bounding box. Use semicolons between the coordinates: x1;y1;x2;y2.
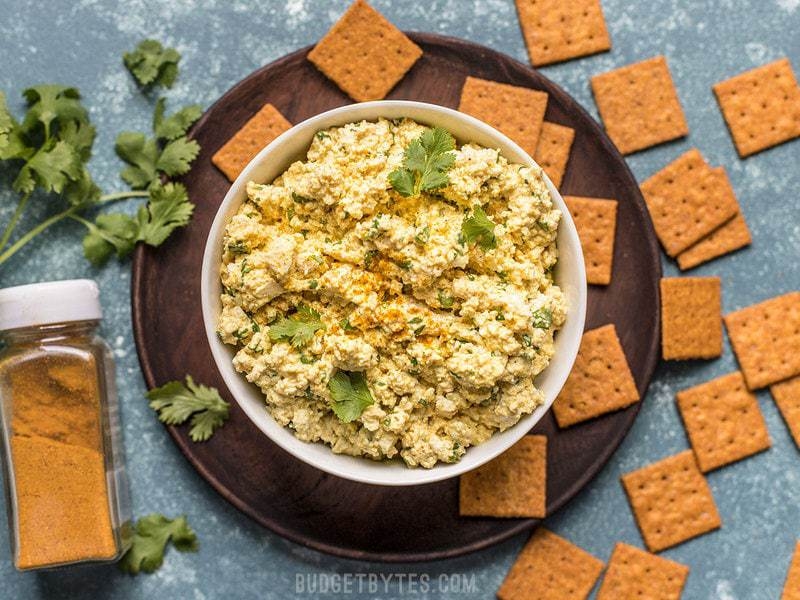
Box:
0;279;103;331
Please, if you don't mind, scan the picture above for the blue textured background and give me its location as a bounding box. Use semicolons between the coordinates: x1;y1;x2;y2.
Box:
0;1;798;598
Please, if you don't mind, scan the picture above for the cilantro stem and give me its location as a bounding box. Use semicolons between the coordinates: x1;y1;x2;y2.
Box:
0;190;146;258
97;190;149;204
0;190;32;250
0;205;80;266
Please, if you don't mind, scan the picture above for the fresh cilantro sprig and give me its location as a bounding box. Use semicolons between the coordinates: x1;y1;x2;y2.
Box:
0;39;199;269
115;97;201;190
388;127;456;197
147;375;230;442
461;205;497;250
119;514;198;575
78;182;195;265
269;304;325;348
328;370;374;423
123;39;181;89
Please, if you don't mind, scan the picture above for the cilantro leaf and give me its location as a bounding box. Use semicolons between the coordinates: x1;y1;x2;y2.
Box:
63;166;102;207
387;168;415;197
14;140;81;194
328;370;374;423
135;182;194;246
123;39;181;89
119;514;198;575
82;213;139;266
268;304;325;348
461;205;497;250
115;131;199;189
153;98;202;140
531;307;553;329
20;85;88;137
59;120;96;162
0;92;15;157
156;136;200;176
147;375;230;442
388;127;456;197
115;131;159;189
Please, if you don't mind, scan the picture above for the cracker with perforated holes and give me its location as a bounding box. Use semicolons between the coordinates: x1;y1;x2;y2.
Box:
459;435;546;518
660;277;722;360
713;58;800;157
591;56;688;155
783;541;800;600
597;542;689;600
497;528;605;600
515;0;611;67
534;122;575;188
640;149;740;256
564;196;617;285
212;103;292;181
458;76;548;157
552;324;639;428
306;0;423;102
677;213;752;270
621;450;721;553
724;292;800;390
677;372;771;472
772;376;800;449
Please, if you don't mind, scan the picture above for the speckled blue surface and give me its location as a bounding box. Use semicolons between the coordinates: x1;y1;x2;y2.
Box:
0;0;798;598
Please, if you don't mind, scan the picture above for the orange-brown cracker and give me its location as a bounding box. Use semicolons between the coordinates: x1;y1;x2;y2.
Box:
458;76;548;157
307;0;423;102
660;277;722;360
591;56;688;155
564;196;617;286
713;58;800;157
497;528;604;600
724;292;800;389
676;372;771;472
459;435;546;518
553;324;639;427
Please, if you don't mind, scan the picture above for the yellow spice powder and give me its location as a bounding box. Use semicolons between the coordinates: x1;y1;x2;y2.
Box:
6;353;116;569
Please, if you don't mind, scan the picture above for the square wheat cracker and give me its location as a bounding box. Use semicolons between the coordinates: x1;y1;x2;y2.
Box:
713;58;800;157
621;450;721;553
640;149;739;256
553;324;639;428
535;122;575;188
515;0;611;67
591;56;688;155
660;277;722;360
677;213;752;270
212;103;292;181
497;528;604;600
783;541;800;600
564;196;617;286
677;372;771;472
677;166;752;269
596;542;689;600
724;292;800;389
306;0;422;102
459;435;546;518
458;76;548;157
771;376;800;449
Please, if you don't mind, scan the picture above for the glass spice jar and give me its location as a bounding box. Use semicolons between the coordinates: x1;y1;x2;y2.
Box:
0;279;132;570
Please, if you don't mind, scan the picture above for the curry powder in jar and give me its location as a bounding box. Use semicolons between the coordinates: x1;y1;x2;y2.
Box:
0;280;131;570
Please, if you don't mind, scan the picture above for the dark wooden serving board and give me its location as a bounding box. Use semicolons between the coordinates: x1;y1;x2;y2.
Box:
131;33;661;562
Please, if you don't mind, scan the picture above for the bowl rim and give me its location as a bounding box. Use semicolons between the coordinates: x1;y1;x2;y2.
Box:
201;100;587;486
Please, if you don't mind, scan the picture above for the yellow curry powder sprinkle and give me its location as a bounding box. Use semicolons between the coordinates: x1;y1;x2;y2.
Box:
6;353;116;569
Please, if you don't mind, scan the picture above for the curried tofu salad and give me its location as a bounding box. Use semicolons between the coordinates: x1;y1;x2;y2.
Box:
216;118;566;468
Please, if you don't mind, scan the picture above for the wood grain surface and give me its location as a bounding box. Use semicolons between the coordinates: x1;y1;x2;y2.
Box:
131;33;661;562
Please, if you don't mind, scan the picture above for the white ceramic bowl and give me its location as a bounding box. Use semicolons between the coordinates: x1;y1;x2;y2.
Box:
201;101;586;486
